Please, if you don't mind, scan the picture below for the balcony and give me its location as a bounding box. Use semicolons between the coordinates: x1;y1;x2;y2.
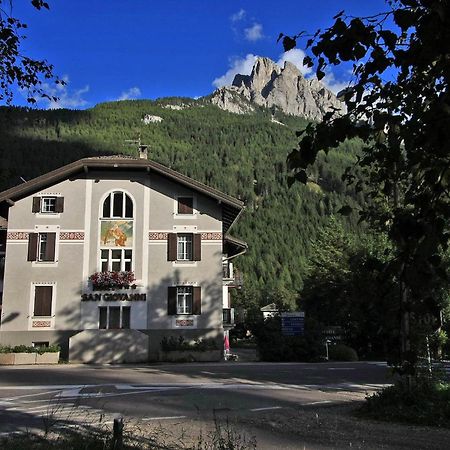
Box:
222;261;243;287
223;308;235;327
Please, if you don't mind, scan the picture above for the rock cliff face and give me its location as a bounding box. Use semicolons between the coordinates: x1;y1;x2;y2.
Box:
210;57;344;121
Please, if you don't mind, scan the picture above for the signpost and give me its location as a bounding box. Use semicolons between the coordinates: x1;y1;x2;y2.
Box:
281;312;305;336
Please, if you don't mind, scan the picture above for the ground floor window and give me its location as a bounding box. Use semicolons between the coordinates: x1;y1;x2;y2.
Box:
177;286;193;314
100;249;132;272
33;285;53;316
99;306;131;329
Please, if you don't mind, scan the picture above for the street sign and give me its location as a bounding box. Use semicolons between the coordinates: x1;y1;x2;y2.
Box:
281;312;305;336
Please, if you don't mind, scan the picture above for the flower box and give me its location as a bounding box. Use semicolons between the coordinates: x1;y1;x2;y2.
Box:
0;353;36;365
36;351;60;364
89;271;136;291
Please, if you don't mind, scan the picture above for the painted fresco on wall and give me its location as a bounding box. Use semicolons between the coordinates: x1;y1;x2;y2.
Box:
101;220;133;247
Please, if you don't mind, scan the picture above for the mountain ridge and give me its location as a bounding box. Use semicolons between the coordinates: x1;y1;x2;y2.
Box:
209;56;345;120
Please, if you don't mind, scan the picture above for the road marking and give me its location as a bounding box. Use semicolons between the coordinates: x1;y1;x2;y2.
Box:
303;401;333;406
141;415;186;421
249;406;283;412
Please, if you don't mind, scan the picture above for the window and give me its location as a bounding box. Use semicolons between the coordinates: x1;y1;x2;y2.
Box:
32;341;49;348
28;233;56;262
99;306;131;329
32;196;64;213
102;191;133;218
41;197;56;213
176;287;193;314
168;286;201;315
33;286;53;317
177;234;193;261
177;197;193;215
168;233;201;262
100;249;132;272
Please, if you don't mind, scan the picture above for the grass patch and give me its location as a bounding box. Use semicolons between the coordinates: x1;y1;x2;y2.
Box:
359;378;450;428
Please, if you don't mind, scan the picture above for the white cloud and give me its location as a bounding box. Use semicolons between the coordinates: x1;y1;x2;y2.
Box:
276;49;313;76
117;87;141;101
244;23;264;41
34;75;89;109
321;71;349;95
212;54;258;88
230;9;246;22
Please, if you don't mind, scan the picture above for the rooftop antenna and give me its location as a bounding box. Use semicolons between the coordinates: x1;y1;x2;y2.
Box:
124;132;149;160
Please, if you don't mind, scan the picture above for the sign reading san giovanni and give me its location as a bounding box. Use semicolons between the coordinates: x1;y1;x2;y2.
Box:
81;293;146;302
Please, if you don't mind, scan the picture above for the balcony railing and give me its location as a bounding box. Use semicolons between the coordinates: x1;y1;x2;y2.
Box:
222;262;243;287
223;308;235;326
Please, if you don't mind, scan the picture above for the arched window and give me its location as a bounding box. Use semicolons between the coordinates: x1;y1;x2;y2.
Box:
102;191;133;218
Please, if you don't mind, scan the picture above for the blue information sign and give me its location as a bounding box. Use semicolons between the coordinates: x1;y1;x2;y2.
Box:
281;312;305;336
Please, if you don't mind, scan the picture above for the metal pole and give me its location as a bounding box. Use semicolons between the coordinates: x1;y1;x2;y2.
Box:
112;416;124;450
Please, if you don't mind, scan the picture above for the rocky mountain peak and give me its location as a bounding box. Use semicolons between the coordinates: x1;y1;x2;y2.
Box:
210;56;345;121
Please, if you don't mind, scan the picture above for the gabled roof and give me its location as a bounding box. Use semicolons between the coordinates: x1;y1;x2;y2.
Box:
0;157;245;232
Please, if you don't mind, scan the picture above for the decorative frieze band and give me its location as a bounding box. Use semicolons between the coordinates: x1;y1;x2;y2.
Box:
149;232;169;240
7;231;84;241
32;320;51;328
59;232;85;241
201;232;222;240
7;231;29;240
149;231;222;240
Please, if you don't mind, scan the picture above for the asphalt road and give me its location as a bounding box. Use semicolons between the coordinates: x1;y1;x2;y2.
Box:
0;361;391;437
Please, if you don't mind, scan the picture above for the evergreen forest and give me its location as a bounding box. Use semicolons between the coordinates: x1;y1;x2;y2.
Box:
0;98;365;298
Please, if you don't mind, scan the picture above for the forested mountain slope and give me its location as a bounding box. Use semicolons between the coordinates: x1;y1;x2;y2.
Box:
0;98;364;293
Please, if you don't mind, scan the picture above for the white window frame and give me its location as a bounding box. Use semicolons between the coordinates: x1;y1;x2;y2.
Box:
177;234;193;261
28;282;56;330
99;306;131;329
100;248;133;272
41;196;57;213
176;286;193;315
37;233;48;262
102;191;133;219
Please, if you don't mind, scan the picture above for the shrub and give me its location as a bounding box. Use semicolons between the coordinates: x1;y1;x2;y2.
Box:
160;336;218;352
360;379;450;427
251;316;323;362
328;344;358;361
0;344;60;354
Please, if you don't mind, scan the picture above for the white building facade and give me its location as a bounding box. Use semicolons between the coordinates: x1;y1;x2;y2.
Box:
0;157;246;362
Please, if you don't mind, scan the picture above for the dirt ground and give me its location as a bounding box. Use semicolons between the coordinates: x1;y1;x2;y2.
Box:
137;401;450;450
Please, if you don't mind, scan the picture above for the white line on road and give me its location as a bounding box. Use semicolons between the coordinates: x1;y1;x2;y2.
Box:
249;406;283;412
141;415;187;421
303;401;333;406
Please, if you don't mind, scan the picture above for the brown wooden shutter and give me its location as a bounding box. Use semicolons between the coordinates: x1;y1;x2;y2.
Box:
32;197;41;213
167;287;177;315
34;286;52;316
178;197;193;214
44;233;56;261
193;286;201;315
193;234;202;261
167;233;177;261
55;197;64;213
27;233;38;261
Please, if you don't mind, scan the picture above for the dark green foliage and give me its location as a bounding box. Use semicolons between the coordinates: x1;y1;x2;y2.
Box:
0;100;365;294
360;380;450;428
160;336;218;352
283;1;450;373
301;217;401;359
328;344;358;362
0;344;60;354
251;316;323;362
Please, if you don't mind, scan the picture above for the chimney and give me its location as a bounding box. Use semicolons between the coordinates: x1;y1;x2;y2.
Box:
139;145;148;160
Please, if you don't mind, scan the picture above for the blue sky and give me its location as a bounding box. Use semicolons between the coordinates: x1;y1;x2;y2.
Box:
10;0;387;109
